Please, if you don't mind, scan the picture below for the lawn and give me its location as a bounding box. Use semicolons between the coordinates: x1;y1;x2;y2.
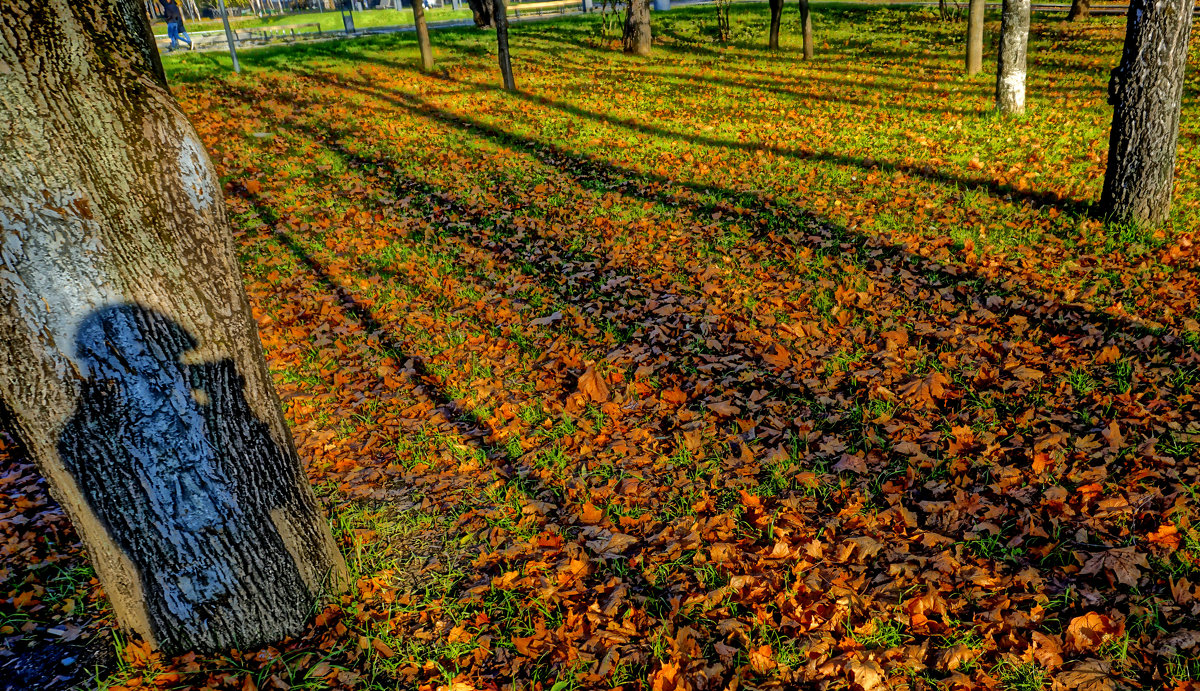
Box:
5;4;1200;690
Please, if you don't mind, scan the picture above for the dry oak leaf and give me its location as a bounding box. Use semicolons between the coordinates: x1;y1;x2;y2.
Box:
846;658;887;691
1055;659;1115;691
1079;547;1148;586
577;365;610;403
1066;613;1124;653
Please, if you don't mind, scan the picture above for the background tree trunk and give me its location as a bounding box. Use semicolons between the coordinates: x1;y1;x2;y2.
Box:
966;0;985;74
995;0;1030;114
1100;0;1194;225
1067;0;1090;21
468;0;495;27
799;0;814;59
769;0;783;49
494;0;516;90
411;0;434;72
623;0;652;56
0;0;347;654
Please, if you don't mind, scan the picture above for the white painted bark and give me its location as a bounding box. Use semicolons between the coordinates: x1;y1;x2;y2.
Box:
0;0;347;653
995;0;1030;114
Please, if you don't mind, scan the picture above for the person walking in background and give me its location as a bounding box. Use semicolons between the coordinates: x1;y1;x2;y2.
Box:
164;0;194;51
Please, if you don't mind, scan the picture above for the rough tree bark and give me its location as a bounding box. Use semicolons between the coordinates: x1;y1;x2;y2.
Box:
798;0;814;59
995;0;1030;114
1067;0;1090;21
468;0;495;27
0;0;348;654
1101;0;1195;225
411;0;435;72
769;0;784;49
493;0;516;90
966;0;985;74
623;0;652;56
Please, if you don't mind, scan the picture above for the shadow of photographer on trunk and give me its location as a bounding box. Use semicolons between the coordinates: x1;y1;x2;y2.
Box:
57;304;312;651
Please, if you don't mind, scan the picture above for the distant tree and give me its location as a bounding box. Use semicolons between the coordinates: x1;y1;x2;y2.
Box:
769;0;784;49
1067;0;1090;21
411;0;434;71
623;0;651;55
599;0;622;36
965;0;985;74
1101;0;1195;224
716;0;733;42
468;0;494;27
492;0;515;89
995;0;1030;114
798;0;813;58
0;0;347;653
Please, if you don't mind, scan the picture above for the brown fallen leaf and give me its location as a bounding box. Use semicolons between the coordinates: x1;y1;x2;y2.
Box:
579;502;604;525
749;644;775;673
1056;659;1114;691
577;365;610;403
706;399;741;416
846;658;886;691
1066;612;1124;653
1079;547;1147;587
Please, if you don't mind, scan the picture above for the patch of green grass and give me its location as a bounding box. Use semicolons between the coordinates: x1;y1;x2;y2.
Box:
995;661;1048;691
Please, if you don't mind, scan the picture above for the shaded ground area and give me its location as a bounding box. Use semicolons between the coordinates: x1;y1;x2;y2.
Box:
4;5;1200;690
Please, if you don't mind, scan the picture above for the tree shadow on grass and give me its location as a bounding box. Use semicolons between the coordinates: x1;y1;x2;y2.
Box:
283;46;1096;216
247;64;1198;375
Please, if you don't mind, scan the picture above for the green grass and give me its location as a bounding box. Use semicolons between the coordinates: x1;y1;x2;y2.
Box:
152;6;475;36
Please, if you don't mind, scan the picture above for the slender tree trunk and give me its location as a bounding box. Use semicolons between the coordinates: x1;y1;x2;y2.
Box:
995;0;1030;114
798;0;814;59
1067;0;1090;21
966;0;985;74
1100;0;1194;225
493;0;515;90
411;0;434;71
0;0;347;654
768;0;783;50
623;0;652;56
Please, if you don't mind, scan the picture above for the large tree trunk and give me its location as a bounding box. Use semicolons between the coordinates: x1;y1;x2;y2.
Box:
411;0;435;71
995;0;1030;114
0;0;348;654
1101;0;1194;225
966;0;985;74
493;0;516;90
468;0;495;27
623;0;652;56
798;0;813;59
769;0;783;50
1067;0;1090;21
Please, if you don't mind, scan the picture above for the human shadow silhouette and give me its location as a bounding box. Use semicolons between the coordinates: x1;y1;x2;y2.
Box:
57;304;312;652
